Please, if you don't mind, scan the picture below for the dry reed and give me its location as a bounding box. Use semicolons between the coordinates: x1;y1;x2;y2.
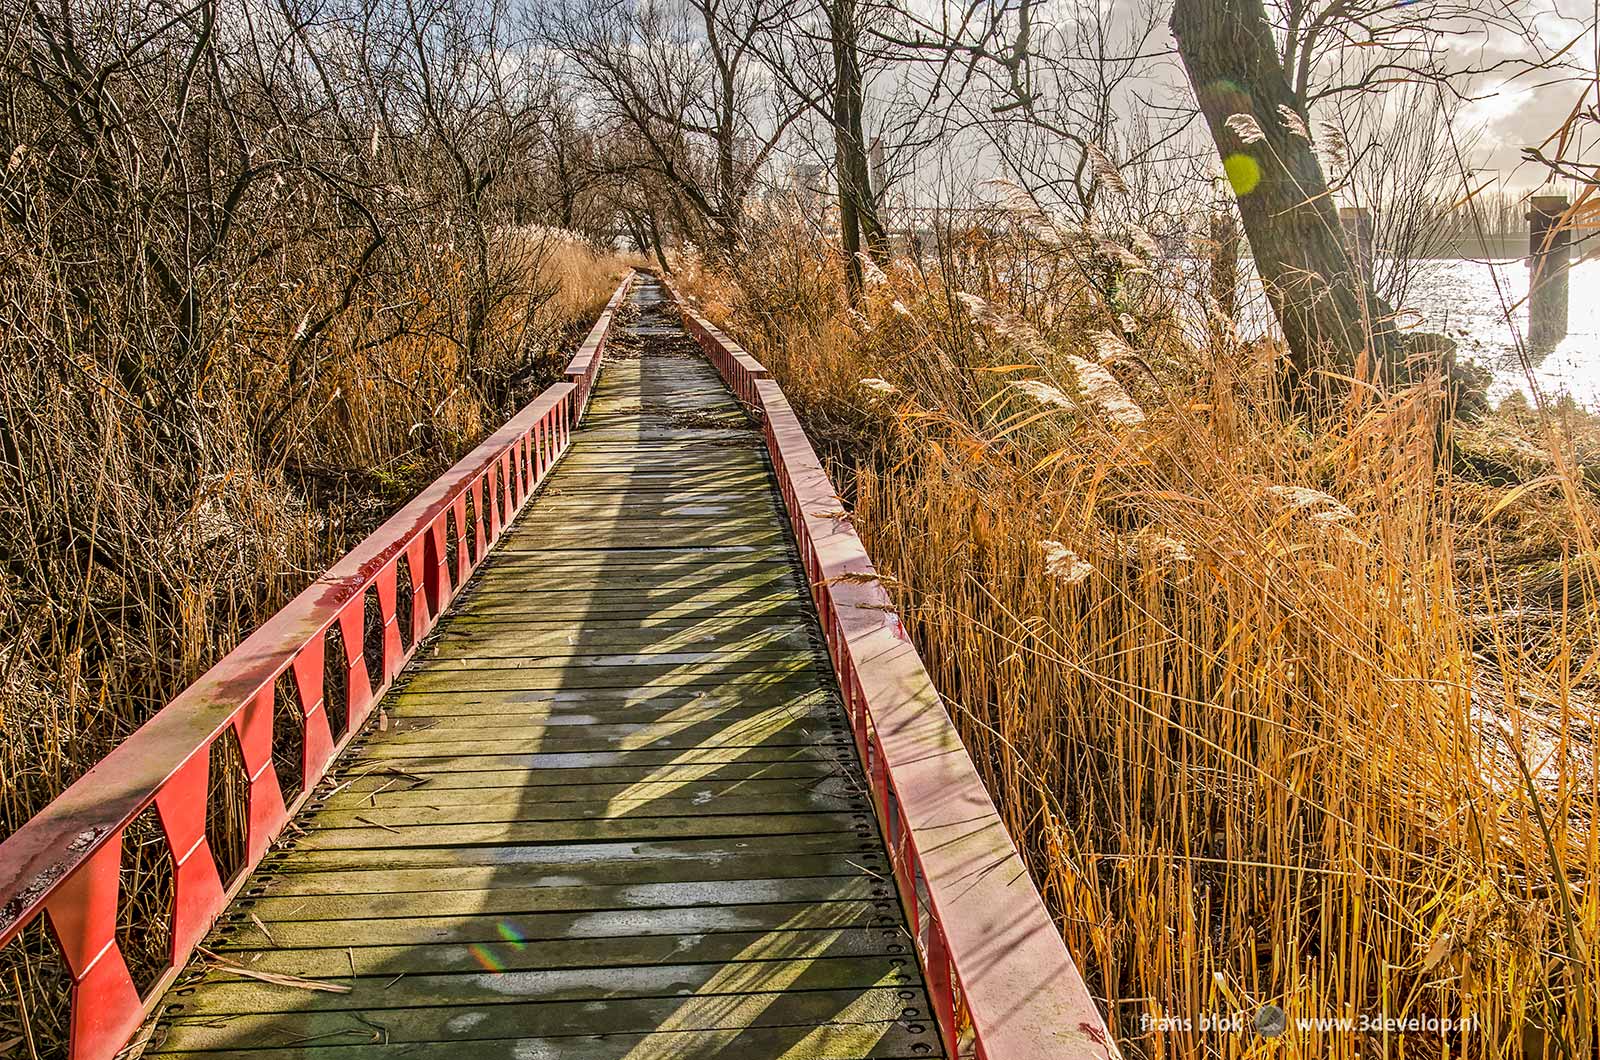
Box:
680;219;1599;1059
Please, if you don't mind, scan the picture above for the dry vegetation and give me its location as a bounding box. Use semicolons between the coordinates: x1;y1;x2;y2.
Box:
0;233;627;840
0;222;628;1053
676;217;1599;1059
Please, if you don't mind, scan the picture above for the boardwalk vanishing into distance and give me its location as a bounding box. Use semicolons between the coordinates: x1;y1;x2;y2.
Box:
0;271;1112;1060
141;278;947;1059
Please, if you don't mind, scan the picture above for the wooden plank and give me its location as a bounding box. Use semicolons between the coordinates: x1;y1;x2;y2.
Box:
174;957;913;1017
400;666;825;698
313;782;858;819
288;810;873;850
241;851;881;896
380;698;838;723
143;276;943;1060
198;928;905;978
154;989;929;1051
359;714;839;751
238;877;888;924
381;683;832;709
408;647;817;673
210;901;895;952
364;701;836;731
368;706;837;733
149;1023;938;1060
314;759;845;785
438;599;808;623
322;752;856;779
258;833;881;872
417;625;818;657
317;775;863;808
303;797;865;833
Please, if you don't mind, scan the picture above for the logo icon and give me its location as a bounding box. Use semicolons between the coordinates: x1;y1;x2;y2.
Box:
1255;1004;1288;1038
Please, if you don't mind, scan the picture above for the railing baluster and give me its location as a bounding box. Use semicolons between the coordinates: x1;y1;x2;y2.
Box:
44;838;142;1060
154;754;225;961
375;563;401;685
337;597;372;725
406;536;432;644
926;923;959;1056
234;686;287;863
292;639;335;785
452;499;470;585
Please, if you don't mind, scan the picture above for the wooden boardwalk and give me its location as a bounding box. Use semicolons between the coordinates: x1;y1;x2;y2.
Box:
146;279;945;1060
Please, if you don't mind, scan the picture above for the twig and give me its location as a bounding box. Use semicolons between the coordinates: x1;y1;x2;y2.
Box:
195;948;352;994
10;969;37;1060
249;913;277;946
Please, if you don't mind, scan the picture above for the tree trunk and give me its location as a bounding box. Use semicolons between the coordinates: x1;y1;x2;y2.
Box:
1171;0;1404;408
645;208;671;274
829;0;885;300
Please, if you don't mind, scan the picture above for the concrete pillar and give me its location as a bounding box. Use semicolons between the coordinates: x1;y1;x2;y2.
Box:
1528;195;1571;346
1208;210;1239;320
1339;206;1373;264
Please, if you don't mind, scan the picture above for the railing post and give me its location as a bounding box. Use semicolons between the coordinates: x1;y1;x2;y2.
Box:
154;753;225;961
43;840;143;1060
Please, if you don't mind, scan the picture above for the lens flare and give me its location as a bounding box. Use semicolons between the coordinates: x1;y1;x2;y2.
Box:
467;943;505;972
1224;153;1261;196
496;921;528;950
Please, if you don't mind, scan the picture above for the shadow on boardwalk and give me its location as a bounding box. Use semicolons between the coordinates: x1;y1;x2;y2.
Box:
144;279;943;1060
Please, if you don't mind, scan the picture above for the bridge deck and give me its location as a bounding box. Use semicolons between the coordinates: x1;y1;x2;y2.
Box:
146;279;944;1060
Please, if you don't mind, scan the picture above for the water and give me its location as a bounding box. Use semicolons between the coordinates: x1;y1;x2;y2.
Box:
1405;259;1600;410
1228;258;1600;410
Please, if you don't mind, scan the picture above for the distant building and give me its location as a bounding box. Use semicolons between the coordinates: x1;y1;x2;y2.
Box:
1338;206;1373;261
791;162;829;215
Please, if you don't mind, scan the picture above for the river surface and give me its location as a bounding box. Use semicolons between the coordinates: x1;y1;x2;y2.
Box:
1233;258;1599;410
1407;259;1599;409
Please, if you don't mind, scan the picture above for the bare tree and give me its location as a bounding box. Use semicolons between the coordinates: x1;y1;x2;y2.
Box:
543;0;803;254
1172;0;1563;406
751;0;934;295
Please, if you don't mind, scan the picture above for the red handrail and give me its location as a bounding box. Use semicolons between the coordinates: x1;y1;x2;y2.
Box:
665;279;1120;1060
659;277;769;410
564;270;635;418
0;270;634;1060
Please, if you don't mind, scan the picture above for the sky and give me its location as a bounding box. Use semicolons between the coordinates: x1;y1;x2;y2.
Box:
1448;0;1596;187
878;0;1595;195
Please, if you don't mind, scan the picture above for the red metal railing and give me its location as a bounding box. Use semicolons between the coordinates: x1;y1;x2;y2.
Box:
0;270;634;1060
668;281;1120;1060
669;295;769;409
564;271;634;418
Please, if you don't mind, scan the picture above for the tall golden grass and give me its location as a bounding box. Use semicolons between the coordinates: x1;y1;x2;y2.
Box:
680;223;1598;1058
0;229;631;1056
0;229;628;837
